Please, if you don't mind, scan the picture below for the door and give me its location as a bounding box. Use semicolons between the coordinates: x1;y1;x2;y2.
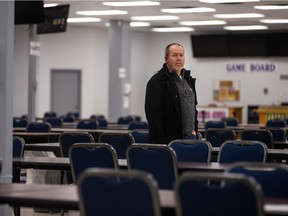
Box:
51;69;81;116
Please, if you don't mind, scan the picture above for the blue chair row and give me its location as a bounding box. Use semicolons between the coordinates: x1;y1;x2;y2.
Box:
77;162;288;216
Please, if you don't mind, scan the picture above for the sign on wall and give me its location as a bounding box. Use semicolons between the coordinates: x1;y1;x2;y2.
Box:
213;80;240;101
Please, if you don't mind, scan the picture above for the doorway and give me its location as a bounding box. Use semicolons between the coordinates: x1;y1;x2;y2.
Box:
51;69;81;116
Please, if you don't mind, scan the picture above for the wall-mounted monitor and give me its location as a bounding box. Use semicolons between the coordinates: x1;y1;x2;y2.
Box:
15;1;45;25
191;33;288;57
37;4;70;34
191;34;229;57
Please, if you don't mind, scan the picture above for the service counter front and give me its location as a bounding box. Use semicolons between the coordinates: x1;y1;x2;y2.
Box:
197;106;243;123
256;106;288;124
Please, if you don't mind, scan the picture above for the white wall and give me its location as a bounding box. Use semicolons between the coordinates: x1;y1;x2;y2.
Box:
14;25;288;123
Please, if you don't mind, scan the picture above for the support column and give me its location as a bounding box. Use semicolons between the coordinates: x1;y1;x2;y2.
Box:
108;20;131;122
28;24;39;123
0;1;14;215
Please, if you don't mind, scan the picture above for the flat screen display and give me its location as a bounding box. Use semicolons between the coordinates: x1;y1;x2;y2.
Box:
37;4;70;34
15;1;45;25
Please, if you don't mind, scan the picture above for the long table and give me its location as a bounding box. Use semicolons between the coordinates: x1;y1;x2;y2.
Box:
0;183;287;216
23;142;288;162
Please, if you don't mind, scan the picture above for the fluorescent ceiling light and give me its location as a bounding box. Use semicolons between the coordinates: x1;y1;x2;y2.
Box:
224;25;268;30
103;1;160;6
199;0;259;3
161;7;215;13
254;5;288;10
152;27;194;32
180;20;226;26
260;19;288;24
44;3;58;8
214;13;264;18
130;22;151;27
68;17;102;23
76;10;128;16
131;15;178;21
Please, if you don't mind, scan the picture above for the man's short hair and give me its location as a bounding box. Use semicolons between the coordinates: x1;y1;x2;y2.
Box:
165;43;184;57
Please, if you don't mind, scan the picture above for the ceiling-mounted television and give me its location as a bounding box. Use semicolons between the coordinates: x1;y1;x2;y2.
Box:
15;1;45;25
37;4;70;34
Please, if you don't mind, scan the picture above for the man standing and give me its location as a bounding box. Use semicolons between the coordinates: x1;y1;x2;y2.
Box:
145;43;198;144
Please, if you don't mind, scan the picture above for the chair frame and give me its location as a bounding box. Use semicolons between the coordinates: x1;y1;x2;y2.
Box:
205;128;236;147
241;129;274;149
168;139;212;163
98;131;135;159
126;143;178;189
218;140;268;163
174;171;264;216
69;143;119;183
77;168;161;216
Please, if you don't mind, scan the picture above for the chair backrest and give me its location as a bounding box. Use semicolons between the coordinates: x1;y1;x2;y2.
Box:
127;143;178;189
76;120;98;129
13;136;25;183
204;120;226;130
174;172;264;216
69;143;119;183
66;111;80;119
117;116;134;124
130;129;149;143
265;119;286;128
128;121;149;130
267;127;287;142
226;162;288;198
44;111;57;118
61;115;75;122
59;132;95;184
13;118;28;128
59;132;95;158
241;129;274;149
44;117;63;127
168;139;212;163
218;140;267;163
205;128;236;147
221;117;239;126
26;122;51;132
98;132;135;159
78;168;161;216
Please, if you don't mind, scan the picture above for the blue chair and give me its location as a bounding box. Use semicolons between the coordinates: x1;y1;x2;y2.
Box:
218;140;267;163
89;114;105;120
168;139;212;163
61;115;75;122
44;111;57;118
128;115;142;121
174;172;264;216
98;132;135;159
221;117;239;126
12;136;25;183
205;128;236;147
97;118;108;127
265;119;286;128
127;143;178;189
267;128;287;142
226;162;288;198
44;117;63;127
13;118;28;128
204;120;226;130
69;143;119;183
117;116;134;124
131;130;149;143
59;132;95;184
77;120;98;129
66;111;80;119
128;121;149;130
241;129;274;149
26;122;51;132
77;168;161;216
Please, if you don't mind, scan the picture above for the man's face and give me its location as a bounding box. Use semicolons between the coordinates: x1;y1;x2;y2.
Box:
165;45;185;74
